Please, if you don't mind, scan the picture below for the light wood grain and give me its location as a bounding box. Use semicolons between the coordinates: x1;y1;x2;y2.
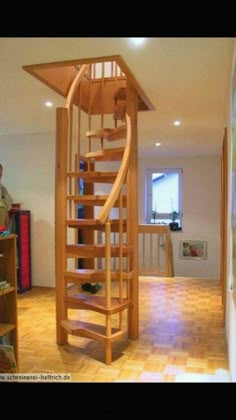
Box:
17;278;227;380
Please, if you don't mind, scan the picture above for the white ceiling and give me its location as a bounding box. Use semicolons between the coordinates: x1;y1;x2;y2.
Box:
0;37;234;158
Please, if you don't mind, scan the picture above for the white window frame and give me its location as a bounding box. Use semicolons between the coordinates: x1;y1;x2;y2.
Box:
145;168;183;226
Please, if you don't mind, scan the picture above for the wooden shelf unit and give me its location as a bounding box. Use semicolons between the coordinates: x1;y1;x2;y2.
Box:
0;234;18;367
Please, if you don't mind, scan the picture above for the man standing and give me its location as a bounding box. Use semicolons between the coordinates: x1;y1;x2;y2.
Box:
0;164;13;229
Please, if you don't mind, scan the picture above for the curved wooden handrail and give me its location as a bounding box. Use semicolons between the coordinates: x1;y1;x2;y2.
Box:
65;64;89;110
97;114;132;224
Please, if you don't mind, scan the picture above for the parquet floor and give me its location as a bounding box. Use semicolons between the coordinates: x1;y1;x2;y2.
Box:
17;277;228;382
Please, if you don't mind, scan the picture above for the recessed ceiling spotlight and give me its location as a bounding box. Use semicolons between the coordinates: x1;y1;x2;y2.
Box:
174;120;181;126
45;101;53;107
155;142;161;146
129;38;146;46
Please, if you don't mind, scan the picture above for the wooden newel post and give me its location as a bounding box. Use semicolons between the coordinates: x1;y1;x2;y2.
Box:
55;107;68;344
126;81;139;339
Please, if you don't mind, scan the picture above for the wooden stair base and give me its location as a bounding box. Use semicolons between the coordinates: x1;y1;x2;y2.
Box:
65;294;131;315
64;268;134;283
61;319;125;343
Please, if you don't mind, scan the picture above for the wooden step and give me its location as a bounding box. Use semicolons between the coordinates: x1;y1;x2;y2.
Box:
67;219;127;232
66;244;132;258
67;194;127;207
67;171;118;183
64;268;134;283
61;319;125;343
86;126;126;142
106;125;126;141
64;294;131;315
85;147;124;161
86;128;114;139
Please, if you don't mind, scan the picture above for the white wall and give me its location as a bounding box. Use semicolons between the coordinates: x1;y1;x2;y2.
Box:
0;132;55;287
139;156;221;279
226;40;236;382
0;135;222;286
0;132;121;288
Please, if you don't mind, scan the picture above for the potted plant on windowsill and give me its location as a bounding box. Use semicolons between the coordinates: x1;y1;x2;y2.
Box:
169;210;179;231
152;210;158;224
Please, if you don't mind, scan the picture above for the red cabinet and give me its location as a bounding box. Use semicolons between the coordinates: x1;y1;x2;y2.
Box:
10;210;31;293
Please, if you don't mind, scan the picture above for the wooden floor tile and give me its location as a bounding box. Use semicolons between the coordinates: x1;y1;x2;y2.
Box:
17;277;228;382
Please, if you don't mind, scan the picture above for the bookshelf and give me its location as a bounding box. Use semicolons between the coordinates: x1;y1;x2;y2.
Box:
0;234;18;367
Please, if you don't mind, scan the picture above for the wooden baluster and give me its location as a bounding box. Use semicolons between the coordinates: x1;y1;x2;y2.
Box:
105;221;111;310
157;233;160;275
105;221;112;364
114;63;118;128
101;62;104;150
150;233;153;273
119;192;123;330
142;232;145;273
88;65;92;169
68;107;73;219
77;84;81;162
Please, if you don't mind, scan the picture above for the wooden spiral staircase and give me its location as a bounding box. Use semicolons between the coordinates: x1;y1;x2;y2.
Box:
23;56;154;364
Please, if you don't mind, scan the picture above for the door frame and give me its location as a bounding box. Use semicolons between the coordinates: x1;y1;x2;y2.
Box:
221;127;228;319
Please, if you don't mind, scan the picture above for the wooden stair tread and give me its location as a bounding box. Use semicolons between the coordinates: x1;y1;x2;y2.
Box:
67;219;127;232
67;171;118;183
67;194;126;207
85;147;124;161
66;243;132;258
64;268;134;282
65;294;131;315
61;319;125;343
106;125;126;141
86;125;126;142
86;128;114;138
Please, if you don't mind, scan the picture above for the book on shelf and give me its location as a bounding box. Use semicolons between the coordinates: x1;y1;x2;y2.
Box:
0;345;17;373
0;280;11;290
0;332;11;345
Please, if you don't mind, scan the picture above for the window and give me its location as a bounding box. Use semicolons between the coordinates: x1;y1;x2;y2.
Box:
145;168;183;226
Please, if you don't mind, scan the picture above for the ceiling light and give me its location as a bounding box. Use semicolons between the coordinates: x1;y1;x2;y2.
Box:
155;142;161;146
45;101;53;107
129;38;146;46
174;120;181;126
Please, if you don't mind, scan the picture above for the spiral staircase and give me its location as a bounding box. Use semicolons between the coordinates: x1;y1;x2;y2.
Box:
23;56;154;364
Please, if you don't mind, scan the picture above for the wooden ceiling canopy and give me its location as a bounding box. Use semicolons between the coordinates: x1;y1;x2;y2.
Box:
23;55;154;115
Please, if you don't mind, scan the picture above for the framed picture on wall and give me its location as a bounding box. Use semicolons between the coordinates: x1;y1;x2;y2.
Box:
179;240;207;260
